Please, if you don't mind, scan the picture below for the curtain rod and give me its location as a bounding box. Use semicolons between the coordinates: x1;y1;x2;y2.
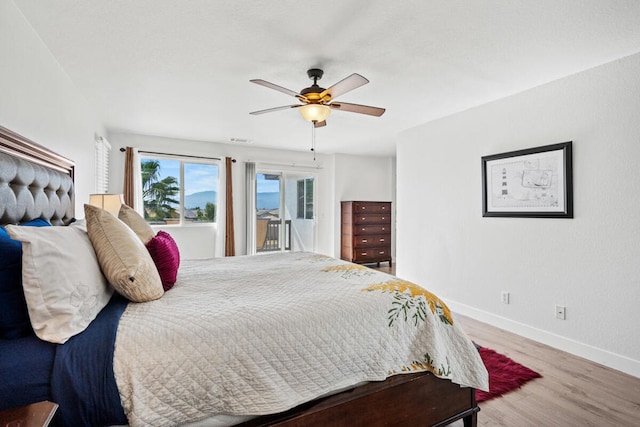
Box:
247;160;322;170
119;147;235;162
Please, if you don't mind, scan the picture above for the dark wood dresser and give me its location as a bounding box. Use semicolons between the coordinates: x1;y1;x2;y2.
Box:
341;201;392;266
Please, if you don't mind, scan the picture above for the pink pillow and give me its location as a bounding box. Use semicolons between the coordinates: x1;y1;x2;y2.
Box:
146;231;180;291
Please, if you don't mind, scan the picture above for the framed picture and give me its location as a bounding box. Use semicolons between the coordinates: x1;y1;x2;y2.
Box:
481;141;573;218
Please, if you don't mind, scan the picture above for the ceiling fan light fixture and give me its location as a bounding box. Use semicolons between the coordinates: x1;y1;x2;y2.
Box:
299;104;331;123
250;69;384;125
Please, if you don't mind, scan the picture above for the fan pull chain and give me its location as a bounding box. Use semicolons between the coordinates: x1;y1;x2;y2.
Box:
311;122;316;161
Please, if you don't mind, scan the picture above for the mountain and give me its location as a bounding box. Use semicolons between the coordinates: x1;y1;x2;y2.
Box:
185;190;279;210
257;192;279;210
185;191;217;209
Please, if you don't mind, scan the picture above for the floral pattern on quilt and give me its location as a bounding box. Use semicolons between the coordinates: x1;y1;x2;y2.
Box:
389;353;452;377
296;253;334;263
321;263;375;279
363;279;454;326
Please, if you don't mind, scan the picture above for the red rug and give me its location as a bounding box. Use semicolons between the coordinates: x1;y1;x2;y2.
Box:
476;345;542;402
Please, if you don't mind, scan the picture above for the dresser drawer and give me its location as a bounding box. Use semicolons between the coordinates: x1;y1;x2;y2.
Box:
352;224;390;235
353;213;391;225
353;247;391;263
353;234;391;248
353;202;391;214
341;201;392;267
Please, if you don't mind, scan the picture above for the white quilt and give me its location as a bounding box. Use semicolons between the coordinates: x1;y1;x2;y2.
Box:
113;253;488;427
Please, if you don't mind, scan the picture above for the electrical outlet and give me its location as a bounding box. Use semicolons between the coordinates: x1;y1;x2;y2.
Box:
555;305;566;320
501;291;510;304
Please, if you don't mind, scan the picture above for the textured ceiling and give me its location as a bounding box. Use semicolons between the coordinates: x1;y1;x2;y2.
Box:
14;0;640;156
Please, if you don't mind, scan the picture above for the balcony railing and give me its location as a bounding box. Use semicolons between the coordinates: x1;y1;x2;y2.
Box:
258;219;291;252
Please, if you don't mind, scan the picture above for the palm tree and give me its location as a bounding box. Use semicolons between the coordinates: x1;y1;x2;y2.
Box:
141;160;160;200
141;159;180;220
149;176;180;219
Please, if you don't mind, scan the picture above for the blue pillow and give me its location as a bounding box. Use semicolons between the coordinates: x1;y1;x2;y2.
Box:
0;218;51;339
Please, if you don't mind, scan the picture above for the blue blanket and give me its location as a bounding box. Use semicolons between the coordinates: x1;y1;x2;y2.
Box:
51;293;128;426
0;334;56;410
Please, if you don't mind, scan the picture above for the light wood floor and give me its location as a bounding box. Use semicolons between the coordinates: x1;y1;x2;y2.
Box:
369;263;640;426
456;315;640;427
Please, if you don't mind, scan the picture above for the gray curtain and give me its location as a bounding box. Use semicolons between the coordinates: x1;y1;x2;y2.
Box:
245;162;257;255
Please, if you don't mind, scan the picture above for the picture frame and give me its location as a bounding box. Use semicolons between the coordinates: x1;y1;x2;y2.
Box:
481;141;573;218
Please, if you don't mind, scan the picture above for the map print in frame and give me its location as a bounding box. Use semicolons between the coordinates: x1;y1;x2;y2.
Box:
482;142;573;218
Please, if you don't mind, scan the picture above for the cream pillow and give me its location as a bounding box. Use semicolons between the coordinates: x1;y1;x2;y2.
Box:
85;204;164;303
5;224;113;344
118;204;155;244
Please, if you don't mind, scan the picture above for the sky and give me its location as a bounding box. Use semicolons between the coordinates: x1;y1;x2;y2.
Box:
145;158;219;196
257;173;281;193
144;158;283;195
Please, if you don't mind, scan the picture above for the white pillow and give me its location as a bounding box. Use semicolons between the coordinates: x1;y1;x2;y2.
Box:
5;224;113;344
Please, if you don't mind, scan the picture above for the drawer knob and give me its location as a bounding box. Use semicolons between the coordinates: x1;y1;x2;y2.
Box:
379;238;385;242
361;228;366;231
362;239;368;243
362;217;366;220
379;251;385;254
381;217;385;220
361;252;368;256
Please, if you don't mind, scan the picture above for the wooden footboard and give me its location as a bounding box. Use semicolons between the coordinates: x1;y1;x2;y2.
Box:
239;372;479;427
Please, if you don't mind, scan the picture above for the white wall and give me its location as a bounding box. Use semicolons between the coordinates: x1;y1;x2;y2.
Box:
334;154;396;260
0;0;104;214
397;52;640;377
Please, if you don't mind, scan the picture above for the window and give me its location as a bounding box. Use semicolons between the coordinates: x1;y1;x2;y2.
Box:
95;136;111;193
140;156;219;225
296;177;314;220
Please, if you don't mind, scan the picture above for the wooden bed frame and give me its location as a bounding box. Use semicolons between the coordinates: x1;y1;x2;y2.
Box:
239;372;478;427
0;125;479;426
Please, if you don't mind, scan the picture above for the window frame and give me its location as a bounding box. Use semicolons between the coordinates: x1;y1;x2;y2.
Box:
296;177;314;220
140;153;221;226
95;136;111;193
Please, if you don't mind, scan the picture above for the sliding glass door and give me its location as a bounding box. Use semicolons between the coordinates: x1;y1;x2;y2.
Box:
255;170;315;253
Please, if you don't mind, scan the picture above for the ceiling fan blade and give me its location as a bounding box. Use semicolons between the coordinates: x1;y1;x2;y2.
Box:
314;120;326;128
250;79;301;98
320;73;369;100
329;102;385;117
249;105;302;115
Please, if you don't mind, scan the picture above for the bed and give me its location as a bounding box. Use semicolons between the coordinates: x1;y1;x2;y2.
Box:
0;125;488;427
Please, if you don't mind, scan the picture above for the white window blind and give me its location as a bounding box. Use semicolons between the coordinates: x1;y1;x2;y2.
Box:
95;136;111;193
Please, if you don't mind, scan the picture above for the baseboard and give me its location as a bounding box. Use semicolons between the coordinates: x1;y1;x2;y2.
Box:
448;300;640;379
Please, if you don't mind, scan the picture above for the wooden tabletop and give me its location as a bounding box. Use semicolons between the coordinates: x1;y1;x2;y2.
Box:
0;401;58;427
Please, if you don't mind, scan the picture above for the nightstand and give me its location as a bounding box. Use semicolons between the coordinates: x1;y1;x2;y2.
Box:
0;401;58;427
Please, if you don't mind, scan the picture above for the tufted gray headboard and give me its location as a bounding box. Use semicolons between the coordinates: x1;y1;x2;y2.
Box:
0;126;75;226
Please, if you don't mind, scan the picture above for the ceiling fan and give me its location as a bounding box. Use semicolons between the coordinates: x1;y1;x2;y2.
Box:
249;68;385;128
